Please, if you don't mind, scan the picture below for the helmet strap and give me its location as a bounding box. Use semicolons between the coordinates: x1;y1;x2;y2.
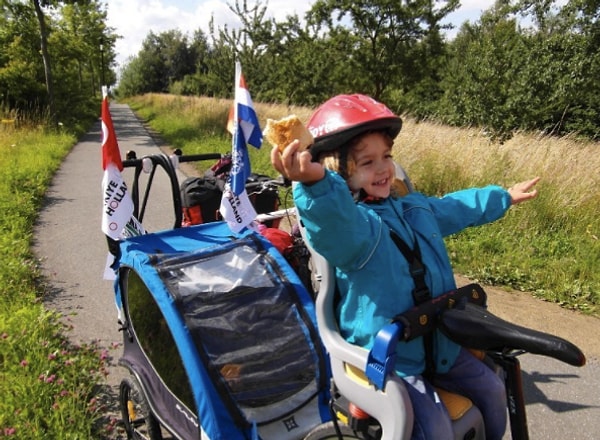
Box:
338;145;350;179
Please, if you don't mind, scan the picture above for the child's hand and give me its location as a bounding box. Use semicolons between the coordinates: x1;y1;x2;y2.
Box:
508;177;540;205
270;140;325;185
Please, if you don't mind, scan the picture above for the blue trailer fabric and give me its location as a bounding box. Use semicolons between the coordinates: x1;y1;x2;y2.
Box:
115;222;330;440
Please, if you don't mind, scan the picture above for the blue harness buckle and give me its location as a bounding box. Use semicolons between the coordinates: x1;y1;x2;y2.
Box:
366;322;403;390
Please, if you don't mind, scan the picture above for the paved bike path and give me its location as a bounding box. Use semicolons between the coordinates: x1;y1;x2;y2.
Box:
33;103;599;439
33;103;188;437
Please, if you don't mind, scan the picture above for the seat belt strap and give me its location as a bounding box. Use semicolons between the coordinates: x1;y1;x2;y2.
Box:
389;230;430;305
389;229;435;378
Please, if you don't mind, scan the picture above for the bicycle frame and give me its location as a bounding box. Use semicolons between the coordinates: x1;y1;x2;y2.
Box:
489;351;529;440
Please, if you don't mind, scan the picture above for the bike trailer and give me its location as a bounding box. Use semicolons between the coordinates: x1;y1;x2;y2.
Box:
114;221;331;440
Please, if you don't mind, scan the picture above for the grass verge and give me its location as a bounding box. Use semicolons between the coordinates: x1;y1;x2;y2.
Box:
0;126;114;438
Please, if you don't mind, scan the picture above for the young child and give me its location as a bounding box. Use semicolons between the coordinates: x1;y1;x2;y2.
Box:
270;94;540;440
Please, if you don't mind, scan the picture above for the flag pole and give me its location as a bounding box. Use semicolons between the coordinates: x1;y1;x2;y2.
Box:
233;61;240;138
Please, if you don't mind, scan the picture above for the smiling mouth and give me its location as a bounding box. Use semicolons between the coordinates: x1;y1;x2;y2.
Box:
374;178;389;186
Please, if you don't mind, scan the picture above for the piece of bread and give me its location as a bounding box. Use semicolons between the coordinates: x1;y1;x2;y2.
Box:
264;115;314;152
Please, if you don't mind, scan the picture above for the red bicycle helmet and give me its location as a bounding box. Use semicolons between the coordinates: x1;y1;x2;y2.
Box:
307;94;402;159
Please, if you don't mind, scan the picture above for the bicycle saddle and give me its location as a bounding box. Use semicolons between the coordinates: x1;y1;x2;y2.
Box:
439;303;586;367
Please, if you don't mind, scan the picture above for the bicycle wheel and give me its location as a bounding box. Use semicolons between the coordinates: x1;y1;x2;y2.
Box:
304;421;365;440
119;376;163;440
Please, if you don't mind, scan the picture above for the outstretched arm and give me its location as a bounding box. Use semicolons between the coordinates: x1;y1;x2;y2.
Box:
508;177;540;205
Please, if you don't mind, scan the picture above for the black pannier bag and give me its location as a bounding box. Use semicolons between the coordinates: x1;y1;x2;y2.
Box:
181;173;280;228
180;176;224;226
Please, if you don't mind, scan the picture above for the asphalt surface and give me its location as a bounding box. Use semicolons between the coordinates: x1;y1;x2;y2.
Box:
34;103;188;437
34;103;599;439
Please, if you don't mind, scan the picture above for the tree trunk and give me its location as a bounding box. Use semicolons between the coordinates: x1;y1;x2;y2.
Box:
31;0;56;126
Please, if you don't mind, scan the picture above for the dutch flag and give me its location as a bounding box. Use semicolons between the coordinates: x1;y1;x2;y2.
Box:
220;62;263;233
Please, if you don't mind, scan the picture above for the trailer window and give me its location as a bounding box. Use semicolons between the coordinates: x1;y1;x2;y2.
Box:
126;270;195;411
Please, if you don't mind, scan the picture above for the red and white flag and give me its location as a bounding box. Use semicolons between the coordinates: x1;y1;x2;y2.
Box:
101;97;134;240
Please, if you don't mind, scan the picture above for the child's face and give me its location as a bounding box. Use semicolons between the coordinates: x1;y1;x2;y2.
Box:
346;132;395;199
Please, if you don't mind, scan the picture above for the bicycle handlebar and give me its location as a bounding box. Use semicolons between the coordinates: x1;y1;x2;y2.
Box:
121;149;292;229
122;152;223;168
246;177;289;194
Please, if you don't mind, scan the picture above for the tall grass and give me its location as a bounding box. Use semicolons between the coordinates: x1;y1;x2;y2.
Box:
0;126;112;438
127;93;314;175
125;93;600;315
398;122;599;312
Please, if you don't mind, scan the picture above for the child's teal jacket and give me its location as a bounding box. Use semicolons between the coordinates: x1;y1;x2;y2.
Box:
294;170;511;376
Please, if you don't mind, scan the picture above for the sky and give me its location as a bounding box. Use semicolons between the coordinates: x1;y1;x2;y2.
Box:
102;0;495;71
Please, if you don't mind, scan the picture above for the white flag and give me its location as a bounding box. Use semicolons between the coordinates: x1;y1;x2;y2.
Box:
101;97;134;240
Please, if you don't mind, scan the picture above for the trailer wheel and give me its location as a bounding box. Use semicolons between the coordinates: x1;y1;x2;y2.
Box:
119;376;163;440
304;421;364;439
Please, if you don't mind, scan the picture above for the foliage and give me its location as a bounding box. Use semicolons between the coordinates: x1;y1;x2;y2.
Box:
0;0;117;130
0;126;108;437
307;0;454;100
438;14;529;141
115;0;461;105
5;0;599;140
112;0;600;142
122;30;196;96
438;0;600;140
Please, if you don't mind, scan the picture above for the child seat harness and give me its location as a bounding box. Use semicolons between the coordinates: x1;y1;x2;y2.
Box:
389;229;436;379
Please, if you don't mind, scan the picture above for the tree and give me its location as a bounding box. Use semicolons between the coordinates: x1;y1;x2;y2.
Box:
31;0;56;124
1;0;117;127
198;15;236;98
438;0;600;140
0;1;46;114
557;0;600;138
58;1;117;93
440;12;527;139
307;0;460;102
118;30;196;95
113;0;600;140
